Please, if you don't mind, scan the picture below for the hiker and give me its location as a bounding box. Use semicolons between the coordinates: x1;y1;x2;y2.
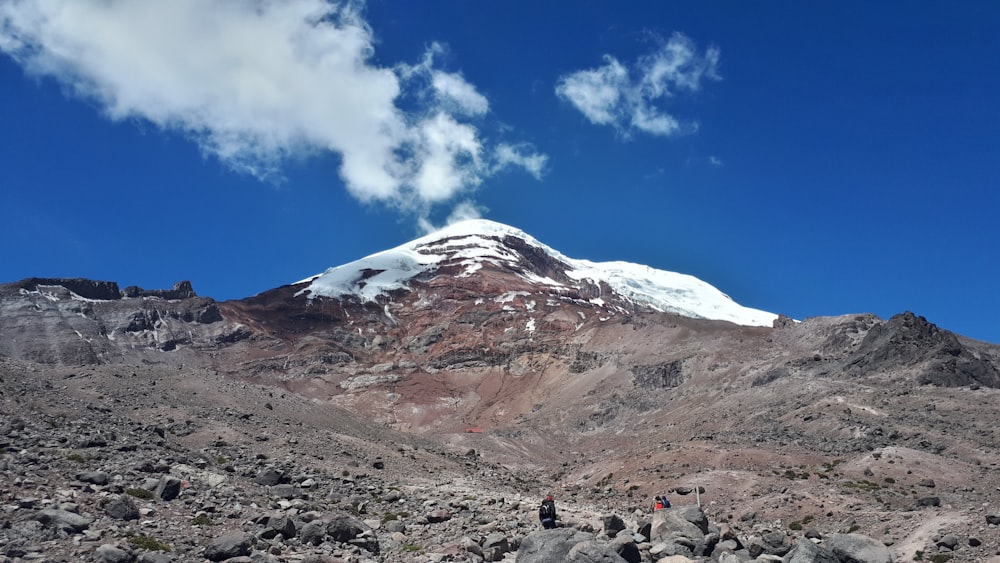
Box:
538;495;557;528
654;495;671;510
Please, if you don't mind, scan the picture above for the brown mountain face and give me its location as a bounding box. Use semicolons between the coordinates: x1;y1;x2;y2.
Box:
2;230;1000;561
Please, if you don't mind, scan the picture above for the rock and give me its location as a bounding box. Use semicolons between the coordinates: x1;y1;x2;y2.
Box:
481;534;510;561
204;531;252;561
825;533;892;563
95;544;134;563
917;496;941;507
384;519;406;533
427;509;452;523
516;528;596;562
325;514;369;542
986;514;1000;526
268;484;299;499
565;539;629;562
255;467;284;486
602;514;626;536
609;533;641;563
34;508;93;533
674;505;709;534
77;471;110;485
784;538;839;563
268;515;296;538
936;534;960;550
649;508;706;556
105;495;140;521
918;478;936;488
300;520;326;546
155;476;182;501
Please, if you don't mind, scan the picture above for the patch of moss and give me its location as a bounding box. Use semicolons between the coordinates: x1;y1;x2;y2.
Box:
125;488;155;500
128;534;171;552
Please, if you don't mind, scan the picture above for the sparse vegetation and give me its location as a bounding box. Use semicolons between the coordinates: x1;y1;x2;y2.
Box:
844;480;880;492
190;514;215;526
126;488;155;500
128;534;171;552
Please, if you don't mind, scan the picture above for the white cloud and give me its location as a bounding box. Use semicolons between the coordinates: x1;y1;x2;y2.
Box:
0;0;543;218
416;200;485;235
412;112;482;203
554;56;627;126
494;144;547;180
431;71;489;116
555;32;720;138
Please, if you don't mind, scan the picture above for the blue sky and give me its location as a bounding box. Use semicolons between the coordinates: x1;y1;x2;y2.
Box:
2;1;998;343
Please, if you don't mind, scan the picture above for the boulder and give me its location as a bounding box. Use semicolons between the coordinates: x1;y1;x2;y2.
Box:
649;508;706;556
825;533;892;563
326;514;368;542
784;538;839;563
255;467;284;486
104;496;140;521
566;540;628;562
77;471;110;485
34;508;93;533
602;514;627;536
609;533;641;563
516;528;596;562
154;476;182;501
482;533;511;562
203;531;252;561
94;544;133;563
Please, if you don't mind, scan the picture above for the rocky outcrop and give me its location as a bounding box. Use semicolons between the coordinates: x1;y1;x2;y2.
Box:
848;312;1000;387
12;278;122;300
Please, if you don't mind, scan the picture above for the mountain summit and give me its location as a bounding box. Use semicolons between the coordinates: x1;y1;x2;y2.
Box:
298;219;778;327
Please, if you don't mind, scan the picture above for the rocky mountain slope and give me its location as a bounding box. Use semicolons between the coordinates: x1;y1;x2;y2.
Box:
2;220;1000;562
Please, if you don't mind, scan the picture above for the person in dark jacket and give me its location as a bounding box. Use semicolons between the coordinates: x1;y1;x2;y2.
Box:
538;495;557;528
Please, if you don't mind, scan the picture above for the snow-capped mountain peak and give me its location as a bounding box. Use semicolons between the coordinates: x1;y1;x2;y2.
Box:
298;219;777;327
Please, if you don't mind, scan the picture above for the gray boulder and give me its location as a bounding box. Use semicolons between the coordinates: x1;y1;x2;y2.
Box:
154;476;182;501
299;520;326;546
516;528;596;562
825;533;892;563
784;538;839;563
254;467;284;486
674;505;710;534
269;484;299;499
77;471;110;485
203;531;252;561
268;515;296;538
34;508;93;533
602;514;627;536
483;532;511;562
566;540;628;562
326;514;368;542
95;544;133;563
321;514;378;553
649;508;706;556
609;533;641;563
105;495;140;521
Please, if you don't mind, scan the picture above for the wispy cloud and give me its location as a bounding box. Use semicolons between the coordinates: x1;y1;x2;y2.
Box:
0;0;544;221
555;32;720;138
